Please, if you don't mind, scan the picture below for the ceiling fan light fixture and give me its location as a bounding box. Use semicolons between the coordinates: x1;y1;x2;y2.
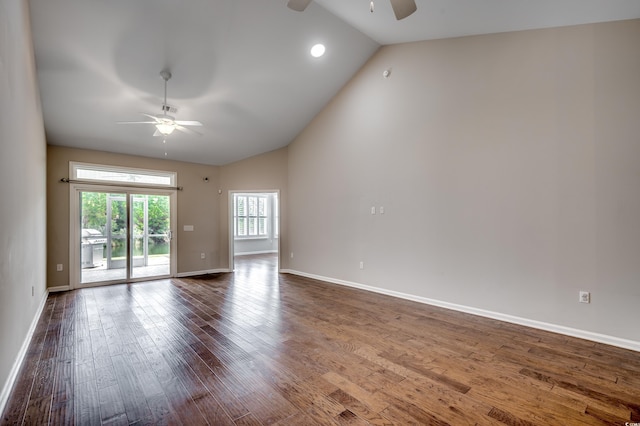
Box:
156;123;176;135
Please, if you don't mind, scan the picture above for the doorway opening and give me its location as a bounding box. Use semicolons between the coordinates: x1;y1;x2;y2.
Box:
229;191;279;273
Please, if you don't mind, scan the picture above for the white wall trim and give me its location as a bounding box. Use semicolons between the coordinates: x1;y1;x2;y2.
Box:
175;268;230;278
281;269;640;353
0;289;49;416
48;285;70;293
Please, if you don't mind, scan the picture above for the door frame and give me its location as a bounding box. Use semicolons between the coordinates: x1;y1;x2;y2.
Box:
69;183;177;289
228;189;280;272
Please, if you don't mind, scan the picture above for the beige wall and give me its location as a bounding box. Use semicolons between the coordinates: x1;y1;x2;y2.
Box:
219;148;289;269
0;0;48;408
288;20;640;343
46;145;289;285
47;146;221;285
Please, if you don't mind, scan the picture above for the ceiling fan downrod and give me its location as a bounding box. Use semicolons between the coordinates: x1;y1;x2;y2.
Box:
160;70;172;114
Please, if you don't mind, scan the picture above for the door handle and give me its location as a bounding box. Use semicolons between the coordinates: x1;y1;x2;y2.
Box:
167;230;173;240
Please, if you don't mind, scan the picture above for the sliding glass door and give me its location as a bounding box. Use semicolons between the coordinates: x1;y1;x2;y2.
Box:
75;188;174;287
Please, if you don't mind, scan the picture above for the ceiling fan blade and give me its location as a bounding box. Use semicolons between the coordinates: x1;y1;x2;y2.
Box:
117;121;157;124
175;125;202;136
140;113;162;122
174;120;203;126
390;0;417;20
287;0;312;12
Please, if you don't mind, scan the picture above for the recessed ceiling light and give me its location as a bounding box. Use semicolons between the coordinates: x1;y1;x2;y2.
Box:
310;43;325;58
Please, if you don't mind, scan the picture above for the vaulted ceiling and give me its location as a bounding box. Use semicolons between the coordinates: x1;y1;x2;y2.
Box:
28;0;640;165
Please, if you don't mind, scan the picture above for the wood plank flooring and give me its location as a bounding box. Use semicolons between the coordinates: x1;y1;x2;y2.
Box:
2;253;639;425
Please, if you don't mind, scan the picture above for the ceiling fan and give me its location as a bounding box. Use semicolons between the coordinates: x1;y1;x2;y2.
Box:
287;0;417;20
118;70;203;137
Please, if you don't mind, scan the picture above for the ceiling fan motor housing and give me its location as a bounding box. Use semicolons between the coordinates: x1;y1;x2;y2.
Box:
162;104;178;114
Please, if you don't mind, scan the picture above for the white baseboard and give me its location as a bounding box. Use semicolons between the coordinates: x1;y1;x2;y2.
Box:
48;285;70;293
281;269;640;352
0;289;49;416
175;269;230;278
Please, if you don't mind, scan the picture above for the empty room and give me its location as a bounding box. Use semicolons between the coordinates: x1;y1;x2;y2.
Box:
1;0;640;424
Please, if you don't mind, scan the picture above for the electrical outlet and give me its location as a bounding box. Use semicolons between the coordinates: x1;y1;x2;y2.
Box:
579;291;590;304
370;206;376;215
290;252;294;259
359;261;364;270
56;264;63;271
201;253;205;259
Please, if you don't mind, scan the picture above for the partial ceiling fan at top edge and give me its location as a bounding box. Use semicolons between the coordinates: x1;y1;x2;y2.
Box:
287;0;312;12
390;0;417;20
287;0;417;20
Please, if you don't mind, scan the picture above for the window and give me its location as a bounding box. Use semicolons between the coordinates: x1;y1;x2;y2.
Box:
234;194;268;238
71;162;176;187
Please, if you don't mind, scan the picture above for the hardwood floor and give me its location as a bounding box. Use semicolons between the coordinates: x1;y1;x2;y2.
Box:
2;253;639;425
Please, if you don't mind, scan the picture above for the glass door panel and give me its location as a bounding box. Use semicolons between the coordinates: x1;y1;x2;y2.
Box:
131;194;171;279
80;191;127;284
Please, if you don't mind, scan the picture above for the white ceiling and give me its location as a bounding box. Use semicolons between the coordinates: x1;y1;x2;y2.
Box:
318;0;640;45
28;0;640;166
